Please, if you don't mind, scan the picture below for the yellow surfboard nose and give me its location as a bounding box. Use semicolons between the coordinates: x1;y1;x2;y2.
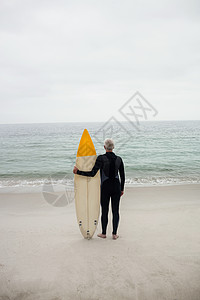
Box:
77;129;96;157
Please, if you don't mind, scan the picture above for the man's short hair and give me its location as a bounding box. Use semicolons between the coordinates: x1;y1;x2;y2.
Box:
104;138;114;150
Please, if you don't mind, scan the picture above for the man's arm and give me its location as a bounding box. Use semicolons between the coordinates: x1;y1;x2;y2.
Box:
73;155;102;177
119;159;125;192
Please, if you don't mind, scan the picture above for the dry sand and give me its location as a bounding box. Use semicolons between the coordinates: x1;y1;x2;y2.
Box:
0;184;200;300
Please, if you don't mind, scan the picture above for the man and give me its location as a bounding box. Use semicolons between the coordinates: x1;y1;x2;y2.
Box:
73;138;125;240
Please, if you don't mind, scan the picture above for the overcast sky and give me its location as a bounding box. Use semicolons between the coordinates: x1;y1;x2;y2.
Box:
0;0;200;124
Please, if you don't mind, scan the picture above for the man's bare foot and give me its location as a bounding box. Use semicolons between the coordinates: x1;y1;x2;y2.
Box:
112;234;119;240
97;233;106;239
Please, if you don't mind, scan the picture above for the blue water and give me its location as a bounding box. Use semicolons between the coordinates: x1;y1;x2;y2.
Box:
0;121;200;189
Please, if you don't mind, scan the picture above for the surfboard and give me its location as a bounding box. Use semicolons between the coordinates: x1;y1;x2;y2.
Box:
74;129;100;239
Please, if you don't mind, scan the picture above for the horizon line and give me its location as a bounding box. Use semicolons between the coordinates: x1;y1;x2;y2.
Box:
0;119;200;126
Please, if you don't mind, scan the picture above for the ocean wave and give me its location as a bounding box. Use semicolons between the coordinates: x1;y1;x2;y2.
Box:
0;176;199;192
0;177;74;188
125;176;200;186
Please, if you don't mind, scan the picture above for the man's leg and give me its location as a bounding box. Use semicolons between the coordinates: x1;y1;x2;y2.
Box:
100;184;110;235
111;184;121;235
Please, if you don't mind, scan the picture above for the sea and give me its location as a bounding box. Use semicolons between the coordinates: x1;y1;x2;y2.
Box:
0;121;200;192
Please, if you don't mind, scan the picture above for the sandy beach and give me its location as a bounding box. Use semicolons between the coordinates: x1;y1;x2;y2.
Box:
0;184;200;300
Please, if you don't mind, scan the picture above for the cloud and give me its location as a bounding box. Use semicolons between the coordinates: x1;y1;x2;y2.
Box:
0;0;200;123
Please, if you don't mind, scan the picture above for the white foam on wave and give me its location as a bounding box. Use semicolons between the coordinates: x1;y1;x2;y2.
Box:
125;176;200;186
0;178;74;193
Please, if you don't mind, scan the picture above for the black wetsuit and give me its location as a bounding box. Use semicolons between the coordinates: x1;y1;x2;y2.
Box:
77;152;125;235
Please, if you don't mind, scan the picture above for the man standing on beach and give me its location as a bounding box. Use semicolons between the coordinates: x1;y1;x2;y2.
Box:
73;138;125;240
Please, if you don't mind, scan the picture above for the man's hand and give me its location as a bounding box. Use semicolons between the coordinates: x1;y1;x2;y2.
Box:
121;191;124;196
73;166;79;174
